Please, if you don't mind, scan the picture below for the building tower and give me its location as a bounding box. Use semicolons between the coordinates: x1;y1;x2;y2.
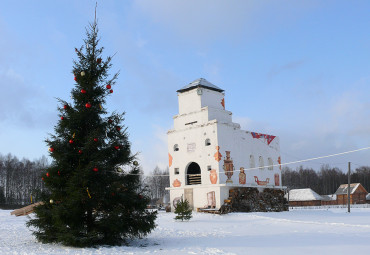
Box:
167;78;282;211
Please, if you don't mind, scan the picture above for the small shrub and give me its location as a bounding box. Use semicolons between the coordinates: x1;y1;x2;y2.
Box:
174;197;192;221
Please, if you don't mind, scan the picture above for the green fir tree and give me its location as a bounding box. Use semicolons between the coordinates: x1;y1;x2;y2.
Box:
27;20;156;247
174;197;192;221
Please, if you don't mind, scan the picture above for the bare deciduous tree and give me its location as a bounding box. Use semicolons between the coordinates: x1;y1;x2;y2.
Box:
282;164;369;195
144;166;170;202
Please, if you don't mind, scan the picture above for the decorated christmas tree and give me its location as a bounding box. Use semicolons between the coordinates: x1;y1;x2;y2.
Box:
27;20;156;247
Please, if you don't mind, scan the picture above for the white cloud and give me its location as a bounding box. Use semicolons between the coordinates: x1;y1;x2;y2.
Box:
133;0;317;45
267;60;305;79
0;68;55;129
234;82;370;170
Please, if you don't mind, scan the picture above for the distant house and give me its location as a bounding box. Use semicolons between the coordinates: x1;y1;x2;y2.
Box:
321;194;337;206
285;188;322;206
335;183;368;205
286;183;369;207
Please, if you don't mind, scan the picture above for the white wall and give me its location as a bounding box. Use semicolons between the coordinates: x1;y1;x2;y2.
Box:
216;123;282;187
168;122;219;188
178;89;201;115
168;84;282;211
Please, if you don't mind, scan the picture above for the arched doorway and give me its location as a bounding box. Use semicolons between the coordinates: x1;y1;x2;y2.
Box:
186;162;201;185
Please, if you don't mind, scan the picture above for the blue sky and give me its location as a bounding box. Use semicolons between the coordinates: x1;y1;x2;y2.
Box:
0;0;369;173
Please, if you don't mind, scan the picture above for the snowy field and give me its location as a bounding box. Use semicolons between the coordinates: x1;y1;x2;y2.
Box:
1;208;370;255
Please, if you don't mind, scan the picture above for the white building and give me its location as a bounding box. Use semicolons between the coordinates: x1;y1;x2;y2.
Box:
166;78;283;211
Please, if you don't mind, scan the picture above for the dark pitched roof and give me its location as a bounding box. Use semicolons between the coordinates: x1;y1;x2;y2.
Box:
177;78;224;93
335;183;361;195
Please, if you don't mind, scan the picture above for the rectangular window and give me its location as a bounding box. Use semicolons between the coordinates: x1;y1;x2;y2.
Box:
207;165;212;171
174;168;179;175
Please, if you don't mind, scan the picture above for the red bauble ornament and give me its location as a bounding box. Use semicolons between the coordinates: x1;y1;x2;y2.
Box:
42;177;44;181
97;58;102;64
94;138;98;142
109;89;113;94
111;192;115;196
138;194;143;199
93;167;98;172
116;126;121;131
108;119;113;124
85;103;91;108
46;172;50;177
81;89;86;94
49;147;54;152
74;76;77;81
78;150;82;154
69;139;74;144
114;146;120;150
61;116;64;120
106;84;111;89
58;171;60;176
64;105;68;109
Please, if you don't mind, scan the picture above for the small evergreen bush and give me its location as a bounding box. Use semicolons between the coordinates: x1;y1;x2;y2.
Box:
174;197;192;221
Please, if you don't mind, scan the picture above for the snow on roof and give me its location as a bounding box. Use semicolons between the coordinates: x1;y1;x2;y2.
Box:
321;194;337;201
366;193;370;201
335;183;361;195
285;188;323;201
177;78;224;93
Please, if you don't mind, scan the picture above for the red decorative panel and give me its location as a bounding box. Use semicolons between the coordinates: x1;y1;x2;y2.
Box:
224;151;234;184
254;176;270;186
210;169;217;184
274;174;280;186
251;132;276;145
168;153;173;167
214;146;222;162
173;179;181;187
239;167;246;184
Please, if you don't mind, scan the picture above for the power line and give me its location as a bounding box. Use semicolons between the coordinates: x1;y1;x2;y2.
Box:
220;146;370;175
122;146;370;176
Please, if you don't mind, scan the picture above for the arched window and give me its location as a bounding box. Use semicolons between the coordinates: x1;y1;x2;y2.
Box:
186;162;201;185
173;144;179;151
259;156;264;170
250;155;255;169
268;157;273;170
205;138;211;146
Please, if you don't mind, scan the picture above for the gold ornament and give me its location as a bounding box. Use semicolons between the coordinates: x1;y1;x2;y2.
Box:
72;133;76;138
50;199;54;204
81;71;85;76
99;104;102;110
133;161;139;166
86;187;91;198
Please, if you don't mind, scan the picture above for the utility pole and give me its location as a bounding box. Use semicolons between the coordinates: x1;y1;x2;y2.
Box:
348;162;351;213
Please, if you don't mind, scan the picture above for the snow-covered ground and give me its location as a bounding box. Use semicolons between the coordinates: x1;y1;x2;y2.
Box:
1;208;370;255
